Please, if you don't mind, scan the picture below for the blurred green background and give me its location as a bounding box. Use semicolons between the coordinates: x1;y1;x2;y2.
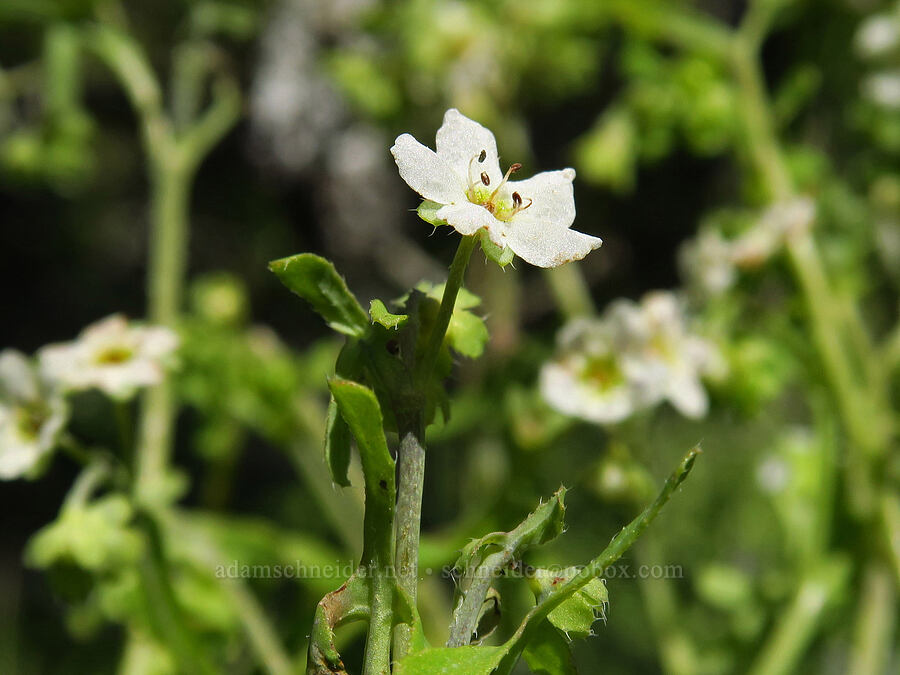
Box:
1;0;898;673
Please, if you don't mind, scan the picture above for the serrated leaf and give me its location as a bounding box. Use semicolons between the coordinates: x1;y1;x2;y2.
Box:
369;298;408;330
417;200;447;227
394;646;504;675
523;622;577;675
268;254;369;337
324;397;351;487
531;568;608;640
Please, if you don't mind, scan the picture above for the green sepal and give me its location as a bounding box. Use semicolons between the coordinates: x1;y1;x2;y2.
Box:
394;646;504;675
417;200;447;227
324;398;352;487
369;298;408;330
479;229;515;267
268;254;369;338
522;621;577;675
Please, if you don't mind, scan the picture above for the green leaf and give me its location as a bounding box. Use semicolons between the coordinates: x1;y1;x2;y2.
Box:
523;622;577;675
417;282;488;359
328;379;396;562
394;646;504;675
324;398;352;487
417;200;447;227
479;229;515;267
530;568;608;640
369;298;408;330
268;254;368;337
494;448;701;675
27;495;144;571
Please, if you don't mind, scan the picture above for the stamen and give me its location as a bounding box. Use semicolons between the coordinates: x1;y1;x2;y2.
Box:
488;163;521;203
509;191;532;217
481;172;490;186
478;149;486;162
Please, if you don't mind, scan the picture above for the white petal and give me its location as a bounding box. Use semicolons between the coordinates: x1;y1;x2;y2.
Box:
390;133;466;204
0;350;39;402
507;169;578;229
435;109;503;186
434;202;499;236
540;362;635;425
665;372;708;418
504;219;602;268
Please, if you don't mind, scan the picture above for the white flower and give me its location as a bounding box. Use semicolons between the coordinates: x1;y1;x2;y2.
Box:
39;315;179;401
610;292;722;419
541;291;722;424
391;108;602;268
855;14;900;59
862;70;900;109
679;228;736;297
0;350;68;480
540;319;641;425
730;197;816;267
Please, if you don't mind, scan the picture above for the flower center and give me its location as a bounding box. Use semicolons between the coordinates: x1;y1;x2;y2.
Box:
15;403;49;441
465;149;533;221
95;345;134;364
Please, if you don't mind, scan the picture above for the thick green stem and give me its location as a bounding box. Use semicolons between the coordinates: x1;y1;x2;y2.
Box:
133;163;190;501
848;563;896;675
393;235;477;660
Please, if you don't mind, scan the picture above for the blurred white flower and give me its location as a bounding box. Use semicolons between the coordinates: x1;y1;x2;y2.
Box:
541;292;722;424
612;292;723;418
39;315;178;401
679;228;736;296
855;13;900;58
391;108;602;267
731;197;816;267
0;350;68;480
862;70;900;108
540;319;641;424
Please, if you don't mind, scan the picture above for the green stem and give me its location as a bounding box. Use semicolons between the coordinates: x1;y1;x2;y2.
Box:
496;447;700;674
543;265;594;320
221;580;295;675
746;562;849;675
393;235;477;660
636;540;700;675
416;235;478;384
392;413;426;661
731;39;888;461
848;563;896;675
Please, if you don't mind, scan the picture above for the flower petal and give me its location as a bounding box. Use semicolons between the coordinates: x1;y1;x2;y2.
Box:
435;109;503;186
435;202;498;236
665;371;708;418
504;218;602;268
507;169;577;229
0;350;39;403
391;133;465;204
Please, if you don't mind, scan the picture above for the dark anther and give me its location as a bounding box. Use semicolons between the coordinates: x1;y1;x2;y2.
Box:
478;149;486;162
509;162;522;173
480;172;490;186
386;339;399;355
512;191;522;206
